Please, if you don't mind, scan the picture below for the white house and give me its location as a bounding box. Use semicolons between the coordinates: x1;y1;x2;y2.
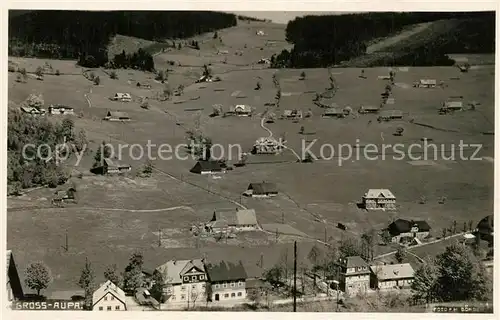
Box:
208;208;258;232
340;256;371;297
205;260;248;302
49;104;75;115
112;93;132;102
370;263;415;290
92;280;127;311
229;105;252;116
362;189;396;210
414;79;437;88
155;259;207;308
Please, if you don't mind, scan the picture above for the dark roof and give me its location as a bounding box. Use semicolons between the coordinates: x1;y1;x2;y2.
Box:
205;260;248;282
248;182;278;194
190;160;222;173
246;279;272;290
388;219;431;236
7;250;24;299
346;256;369;269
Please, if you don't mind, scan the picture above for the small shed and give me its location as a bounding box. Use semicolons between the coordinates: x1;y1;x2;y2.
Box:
358;105;380;114
49;104;75;115
440;101;463;113
282;109;303;119
190;160;225;175
102;159;131;174
322;107;344;118
414;79;437;88
112;93;132;102
243;182;278;198
104;111;131;121
229;105;252;116
52;187;77;204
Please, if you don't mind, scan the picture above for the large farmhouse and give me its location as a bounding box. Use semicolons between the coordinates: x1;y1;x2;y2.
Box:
104;111;131;121
49;104;75;115
208;208;258;232
370;263;415;290
205;260;248;302
252;137;283;154
386;218;431;243
190;160;224;175
340;256;371;297
243;182;278;198
414;79;437;88
362;189;396;210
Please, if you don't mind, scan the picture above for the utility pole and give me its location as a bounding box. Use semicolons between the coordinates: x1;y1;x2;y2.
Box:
293;241;297;312
282;212;284;224
275;229;279;243
324;226;327;243
158;229;161;247
65;230;68;252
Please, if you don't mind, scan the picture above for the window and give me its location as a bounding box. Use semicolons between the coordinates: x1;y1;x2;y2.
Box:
184;276;189;281
107;306;112;311
222;283;227;288
224;294;229;298
181;286;186;291
192;276;196;281
237;292;242;297
192;285;196;289
202;283;206;289
231;293;236;298
230;282;235;287
99;307;103;311
104;296;108;301
238;281;243;287
171;295;176;301
111;296;115;301
215;284;220;289
115;306;120;310
200;275;205;280
181;295;186;300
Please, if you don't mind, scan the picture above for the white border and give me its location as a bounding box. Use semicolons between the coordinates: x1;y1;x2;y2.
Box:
1;2;499;320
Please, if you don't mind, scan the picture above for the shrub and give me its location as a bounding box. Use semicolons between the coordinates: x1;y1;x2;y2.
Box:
109;71;118;79
55;69;60;76
93;76;100;85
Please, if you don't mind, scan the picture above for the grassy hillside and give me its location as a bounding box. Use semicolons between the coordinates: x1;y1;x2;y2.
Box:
271;12;495;68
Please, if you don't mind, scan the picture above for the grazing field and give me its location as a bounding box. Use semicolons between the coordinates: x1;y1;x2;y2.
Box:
7;19;494;297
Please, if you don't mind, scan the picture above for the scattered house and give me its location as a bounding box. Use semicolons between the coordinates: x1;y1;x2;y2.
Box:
256;30;265;36
358;105;380;114
52;187;77;204
104;111;131;121
228;104;252;116
208;208;258;232
196;75;213;83
48;104;75;115
137;82;152;89
386;219;431;243
252;137;282;154
190;160;225;175
282;109;303;119
243;182;278;198
414;79;437;88
439;101;464;113
245;279;272;296
217;50;229;55
135;288;160;309
257;58;271;64
370;263;415;290
378;75;391;80
6;250;24;304
362;189;396;210
322;107;344;118
102;158;131;175
155;259;207;307
476;215;493;244
92;280;127;311
205;260;248;302
339;256;371;297
112;93;132;102
378;110;403;121
20;106;45;115
461;233;477;246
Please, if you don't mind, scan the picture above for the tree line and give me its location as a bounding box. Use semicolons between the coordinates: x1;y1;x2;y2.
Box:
8;10;238;68
271;12;495;68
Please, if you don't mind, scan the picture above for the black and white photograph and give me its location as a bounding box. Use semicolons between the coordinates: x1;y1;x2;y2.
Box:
3;7;497;315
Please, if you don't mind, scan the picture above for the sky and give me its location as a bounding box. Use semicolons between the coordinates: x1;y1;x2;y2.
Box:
229;11;344;24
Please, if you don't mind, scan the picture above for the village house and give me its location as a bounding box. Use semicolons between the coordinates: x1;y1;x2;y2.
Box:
134;288;160;309
228;104;252;116
92;280;127;311
282;109;303;119
52;187;77;205
6;250;24;304
378;110;403;121
155;259;207;308
414;79;437;88
362;189;396;210
112;93;132;102
257;58;271;64
256;30;265;36
48;104;75;115
252;137;283;154
102;158;131;175
243;182;278;198
208;208;258;232
190;160;225;175
440;101;464;114
196;75;213;83
461;233;477;246
20;106;45;115
358;105;380;114
340;256;371;297
386;218;431;244
205;260;248;302
322;107;344;118
370;263;415;290
104;111;131;122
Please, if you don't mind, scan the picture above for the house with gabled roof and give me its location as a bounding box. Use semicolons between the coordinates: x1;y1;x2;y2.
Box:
228;105;252;116
282;109;303;119
440;100;464;113
52;187;77;205
252;137;283;154
414;79;437;88
102;158;131;175
104;111;131;121
49;104;75;115
92;280;127;311
243;182;278;198
322;107;344;118
362;189;396;210
190;160;224;175
386;218;431;243
7;250;24;304
155;259;207;308
111;93;132;102
205;260;248;302
358;105;380;114
378;110;403;121
339;256;371;297
208;208;258;232
370;263;415;290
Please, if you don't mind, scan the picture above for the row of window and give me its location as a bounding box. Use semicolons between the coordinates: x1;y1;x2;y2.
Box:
183;275;205;282
220;292;243;299
180;284;206;291
214;281;243;289
98;305;121;311
171;292;199;301
103;295;115;301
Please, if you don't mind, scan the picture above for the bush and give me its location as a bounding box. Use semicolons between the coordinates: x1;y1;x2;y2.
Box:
55;69;60;76
8;65;16;72
109;71;118;79
93;76;100;85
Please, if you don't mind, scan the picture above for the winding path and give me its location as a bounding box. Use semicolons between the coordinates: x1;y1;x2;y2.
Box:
84;87;92;108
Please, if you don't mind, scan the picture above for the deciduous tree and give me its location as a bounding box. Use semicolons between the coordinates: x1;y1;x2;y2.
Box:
25;262;52;297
